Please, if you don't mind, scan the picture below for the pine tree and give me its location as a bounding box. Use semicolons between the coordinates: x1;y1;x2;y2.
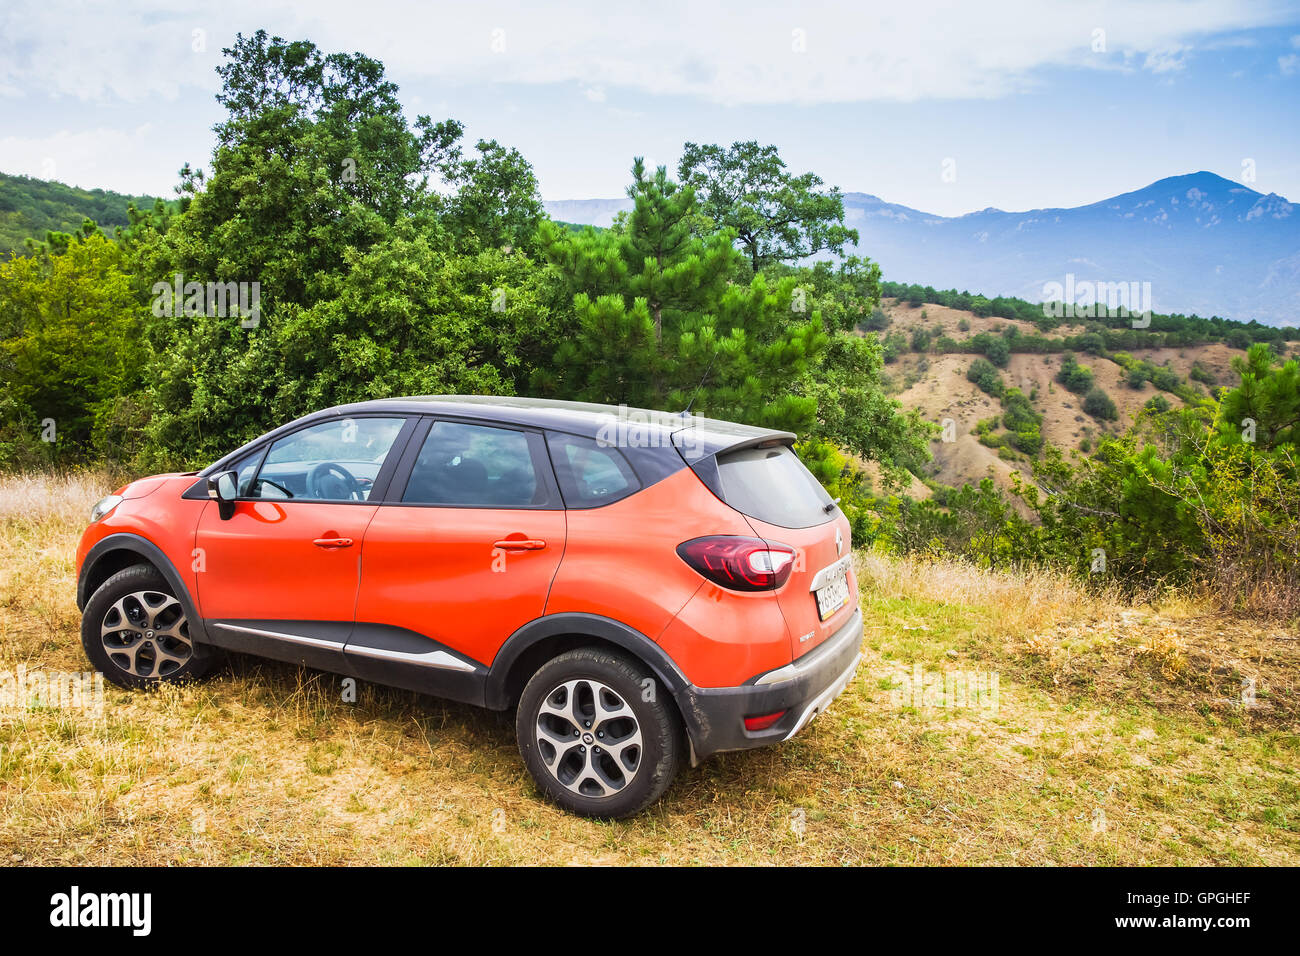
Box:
534;159;826;434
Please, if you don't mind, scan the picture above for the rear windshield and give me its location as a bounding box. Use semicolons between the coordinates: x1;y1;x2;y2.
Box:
716;444;833;529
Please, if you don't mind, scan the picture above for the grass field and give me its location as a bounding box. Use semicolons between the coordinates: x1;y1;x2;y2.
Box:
1;472;1296;865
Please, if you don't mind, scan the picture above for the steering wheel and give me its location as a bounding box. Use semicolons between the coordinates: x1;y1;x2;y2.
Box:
307;462;360;501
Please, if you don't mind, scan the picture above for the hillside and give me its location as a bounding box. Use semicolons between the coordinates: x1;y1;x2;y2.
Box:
546;172;1300;326
870;297;1259;501
0;173;169;255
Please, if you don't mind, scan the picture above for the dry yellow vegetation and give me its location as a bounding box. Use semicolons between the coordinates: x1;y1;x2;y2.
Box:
1;472;1296;865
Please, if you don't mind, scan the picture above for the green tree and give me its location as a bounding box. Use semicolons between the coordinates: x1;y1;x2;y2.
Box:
534;159;823;432
535;159;930;486
677;141;859;273
1216;343;1300;450
440;139;544;253
0;228;147;463
139;31;551;464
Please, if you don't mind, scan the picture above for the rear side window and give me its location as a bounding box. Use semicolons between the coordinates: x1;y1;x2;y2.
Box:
716;444;833;529
404;421;547;507
547;432;641;508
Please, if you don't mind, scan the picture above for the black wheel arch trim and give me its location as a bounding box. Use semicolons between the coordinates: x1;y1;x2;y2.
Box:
486;612;699;726
77;532;214;653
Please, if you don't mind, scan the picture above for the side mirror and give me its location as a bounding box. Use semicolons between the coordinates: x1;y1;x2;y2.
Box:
207;470;239;520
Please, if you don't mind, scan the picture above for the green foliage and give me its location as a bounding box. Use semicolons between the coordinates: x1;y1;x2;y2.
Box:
880;280;1299;351
1083;386;1118;421
535;159;930;490
677;141;859;273
134;30;554;466
1056;352;1094;394
0;229;147;464
859;306;890;332
0;173;171;257
870;479;1037;569
966;357;1004;397
879;330;907;364
1150;365;1181;393
1215;343;1300;451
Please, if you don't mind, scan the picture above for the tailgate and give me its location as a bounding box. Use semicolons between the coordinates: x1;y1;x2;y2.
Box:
745;511;857;659
695;438;858;661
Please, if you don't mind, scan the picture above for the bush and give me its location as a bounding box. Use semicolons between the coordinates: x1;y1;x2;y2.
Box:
1150;366;1182;392
966;357;1004;397
1083;386;1118;420
880;330;908;363
1008;426;1044;454
860;307;890;331
1056;352;1094;394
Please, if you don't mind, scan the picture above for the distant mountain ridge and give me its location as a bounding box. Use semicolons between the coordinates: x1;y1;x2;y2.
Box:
0;173;169;255
545;172;1300;326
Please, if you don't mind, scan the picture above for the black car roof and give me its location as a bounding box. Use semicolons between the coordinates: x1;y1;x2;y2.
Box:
200;395;795;476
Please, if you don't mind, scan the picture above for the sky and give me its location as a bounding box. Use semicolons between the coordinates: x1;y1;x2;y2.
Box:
2;0;1299;217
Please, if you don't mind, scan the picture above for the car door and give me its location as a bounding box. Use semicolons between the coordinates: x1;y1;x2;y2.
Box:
349;417;566;675
194;415;415;662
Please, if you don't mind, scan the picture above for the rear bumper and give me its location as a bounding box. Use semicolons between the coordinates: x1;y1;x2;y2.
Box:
676;606;863;761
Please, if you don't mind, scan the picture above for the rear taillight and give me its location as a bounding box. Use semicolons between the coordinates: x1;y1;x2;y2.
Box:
676;535;797;591
743;710;787;731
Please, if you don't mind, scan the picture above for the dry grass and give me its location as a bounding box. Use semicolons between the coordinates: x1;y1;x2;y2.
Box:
1;472;1297;865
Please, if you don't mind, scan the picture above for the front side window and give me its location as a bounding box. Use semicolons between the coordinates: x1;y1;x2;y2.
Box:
248;417;406;501
403;421;545;507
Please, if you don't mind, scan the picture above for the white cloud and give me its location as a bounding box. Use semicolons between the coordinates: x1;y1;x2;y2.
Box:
0;125;188;194
0;0;1294;107
1143;46;1190;73
1282;53;1300;73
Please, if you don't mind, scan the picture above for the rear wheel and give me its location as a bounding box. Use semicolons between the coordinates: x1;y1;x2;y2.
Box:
81;565;214;690
516;647;680;818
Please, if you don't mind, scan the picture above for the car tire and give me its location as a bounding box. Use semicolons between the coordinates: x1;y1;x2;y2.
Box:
517;647;680;818
81;565;215;690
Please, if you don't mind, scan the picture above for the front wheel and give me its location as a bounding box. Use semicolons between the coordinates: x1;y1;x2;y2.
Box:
516;647;680;818
81;565;214;690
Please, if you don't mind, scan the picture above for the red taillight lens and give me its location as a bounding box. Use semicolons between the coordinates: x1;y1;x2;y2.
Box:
743;710;787;731
676;535;797;591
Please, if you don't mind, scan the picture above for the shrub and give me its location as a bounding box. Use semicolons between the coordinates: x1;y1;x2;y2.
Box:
1151;366;1181;392
1056;352;1094;394
1083;386;1118;420
983;336;1011;368
966;357;1004;397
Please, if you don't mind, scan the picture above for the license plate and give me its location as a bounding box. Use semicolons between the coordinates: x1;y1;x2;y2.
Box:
814;567;849;621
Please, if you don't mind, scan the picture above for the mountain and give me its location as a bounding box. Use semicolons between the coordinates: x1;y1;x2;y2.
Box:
545;172;1300;326
0;173;169;255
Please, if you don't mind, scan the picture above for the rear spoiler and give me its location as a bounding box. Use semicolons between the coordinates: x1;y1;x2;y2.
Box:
671;422;796;501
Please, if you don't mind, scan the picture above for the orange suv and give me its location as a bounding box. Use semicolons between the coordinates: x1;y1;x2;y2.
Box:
76;397;863;816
